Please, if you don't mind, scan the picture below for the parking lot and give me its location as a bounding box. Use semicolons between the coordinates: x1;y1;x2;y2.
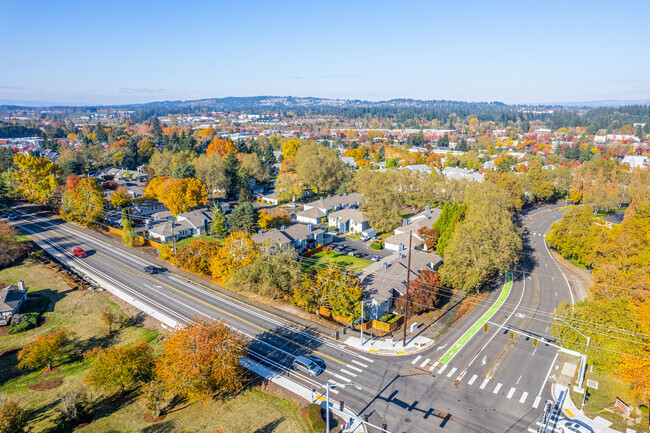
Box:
329;235;392;260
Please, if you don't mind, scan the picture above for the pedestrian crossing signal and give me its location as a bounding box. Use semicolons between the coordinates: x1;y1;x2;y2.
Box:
483;323;489;333
509;331;514;340
532;338;538;347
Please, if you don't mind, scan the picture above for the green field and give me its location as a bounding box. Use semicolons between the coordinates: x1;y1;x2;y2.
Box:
303;251;372;273
175;235;220;247
0;260;310;433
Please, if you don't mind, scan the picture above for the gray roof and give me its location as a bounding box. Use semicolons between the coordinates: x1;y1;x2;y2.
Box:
252;229;293;246
147;219;194;237
0;285;27;312
359;250;442;303
442;166;484;182
178;208;211;228
304;193;362;212
395;209;442;235
282;223;326;241
328;208;368;223
297;207;327;219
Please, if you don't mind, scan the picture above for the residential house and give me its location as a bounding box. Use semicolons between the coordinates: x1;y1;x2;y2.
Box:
341;156;356;168
261;192;280;205
177;208;212;236
359;250;442;319
303;192;362;215
147;219;194;243
296;207;327;225
441;166;484;182
327;209;369;234
146;207;212;242
0;280;28;326
385;208;442;251
622;155;649;169
252;223;332;253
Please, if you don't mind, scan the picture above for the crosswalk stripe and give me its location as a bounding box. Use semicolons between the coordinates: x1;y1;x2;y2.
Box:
506;387;516;399
446;367;457;378
492;383;502;394
420;358;431;368
340;369;357;378
468;374;478;385
333;373;351;382
519;391;528;403
438;364;448;375
429;361;439;371
357;355;373;363
411;356;422;365
351;360;368;368
345;364;363;373
528;428;537;433
325;381;340;393
480;379;489;390
532;396;541;408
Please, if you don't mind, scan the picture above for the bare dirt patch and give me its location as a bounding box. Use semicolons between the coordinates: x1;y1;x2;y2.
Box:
0;326;9;337
144;412;168;423
42;366;61;376
29;376;63;391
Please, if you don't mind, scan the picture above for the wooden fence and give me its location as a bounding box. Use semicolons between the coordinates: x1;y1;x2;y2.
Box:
106;226;162;249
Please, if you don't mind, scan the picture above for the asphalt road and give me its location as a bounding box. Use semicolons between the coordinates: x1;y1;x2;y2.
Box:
10;202;576;433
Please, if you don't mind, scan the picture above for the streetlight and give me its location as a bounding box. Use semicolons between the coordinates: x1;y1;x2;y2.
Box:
325;382;362;433
555;317;590;397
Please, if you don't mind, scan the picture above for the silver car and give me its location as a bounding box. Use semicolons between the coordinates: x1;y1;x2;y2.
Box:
292;356;322;376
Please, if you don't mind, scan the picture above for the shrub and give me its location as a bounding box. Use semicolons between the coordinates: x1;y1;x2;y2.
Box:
9;313;38;334
307;403;326;433
640;405;649;414
370;242;384;251
0;397;29;433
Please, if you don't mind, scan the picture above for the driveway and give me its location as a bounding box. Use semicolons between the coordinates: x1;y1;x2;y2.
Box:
330;235;392;258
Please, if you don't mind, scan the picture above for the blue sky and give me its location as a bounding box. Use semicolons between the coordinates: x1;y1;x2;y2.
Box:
2;0;649;105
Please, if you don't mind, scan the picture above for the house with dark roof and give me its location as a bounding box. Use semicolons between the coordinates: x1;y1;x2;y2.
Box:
252;223;332;253
359;250;442;319
146;207;212;243
0;280;28;326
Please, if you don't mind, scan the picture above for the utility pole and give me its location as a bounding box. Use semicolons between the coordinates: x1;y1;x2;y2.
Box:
403;231;412;347
360;299;364;346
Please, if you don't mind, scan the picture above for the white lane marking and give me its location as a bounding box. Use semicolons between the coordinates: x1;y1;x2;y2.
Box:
351;360;368;368
340;369;357;378
446;367;457;378
480;379;489;389
519;391;528;403
506;387;516;399
412;355;422;365
528;428;537;433
468;374;478;385
438;364;448;375
333;373;351;383
456;371;466;382
492;383;502;394
420;358;431;368
345;364;363;373
532;396;541;408
481;356;487;365
537;352;559;397
436;344;447;351
357;355;374;363
429;361;439;371
516;375;522;385
533;348;537;356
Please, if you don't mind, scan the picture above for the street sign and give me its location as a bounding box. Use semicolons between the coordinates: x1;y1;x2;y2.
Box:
532;338;538;347
483;323;489;333
509;331;514;340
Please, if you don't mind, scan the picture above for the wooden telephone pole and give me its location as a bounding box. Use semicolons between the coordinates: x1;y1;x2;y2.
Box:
403;231;412;347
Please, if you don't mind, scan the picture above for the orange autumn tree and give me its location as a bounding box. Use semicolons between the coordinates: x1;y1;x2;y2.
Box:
206;139;236;157
210;231;259;280
155;317;248;404
145;176;208;216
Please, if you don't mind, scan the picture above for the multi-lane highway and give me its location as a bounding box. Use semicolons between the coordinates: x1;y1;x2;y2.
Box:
10;202;577;433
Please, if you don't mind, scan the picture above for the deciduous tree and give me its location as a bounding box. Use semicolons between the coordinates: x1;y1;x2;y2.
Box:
275;171;304;202
155;317;248;404
0;222;28;269
18;330;67;371
61;177;105;225
294;143;351;193
210;232;259;280
258;209;291;231
12;153;61;203
85;341;153;394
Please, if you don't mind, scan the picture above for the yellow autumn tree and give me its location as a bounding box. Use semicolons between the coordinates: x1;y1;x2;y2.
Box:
210;232;259;280
12;153;61;203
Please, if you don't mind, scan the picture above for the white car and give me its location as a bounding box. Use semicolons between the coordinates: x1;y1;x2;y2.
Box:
287;203;298;208
556;418;594;433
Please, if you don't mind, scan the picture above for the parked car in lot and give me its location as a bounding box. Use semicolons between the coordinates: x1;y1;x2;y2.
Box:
292;356;323;376
371;255;381;261
144;265;159;274
359;235;370;242
342;246;352;253
287;203;298;208
7;214;17;220
353;252;367;258
72;247;87;257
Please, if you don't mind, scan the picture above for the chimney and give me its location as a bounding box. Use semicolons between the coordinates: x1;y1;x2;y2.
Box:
18;280;25;291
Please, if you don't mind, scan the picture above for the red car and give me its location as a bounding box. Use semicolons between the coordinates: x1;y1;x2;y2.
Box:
72;247;87;257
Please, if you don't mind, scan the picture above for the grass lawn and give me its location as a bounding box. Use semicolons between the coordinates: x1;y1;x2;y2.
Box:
569;371;649;432
304;251;372;273
0;259;310;433
568;258;588;269
175;235;221;248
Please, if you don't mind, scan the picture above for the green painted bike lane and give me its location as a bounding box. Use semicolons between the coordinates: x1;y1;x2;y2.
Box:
438;271;513;365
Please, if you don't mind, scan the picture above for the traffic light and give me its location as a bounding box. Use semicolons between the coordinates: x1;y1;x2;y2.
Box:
509;331;514;340
532;338;538;347
339;401;344;411
483;323;489;333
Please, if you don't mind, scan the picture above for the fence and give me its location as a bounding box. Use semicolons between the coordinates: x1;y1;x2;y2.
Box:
371;315;404;333
106;226;162;249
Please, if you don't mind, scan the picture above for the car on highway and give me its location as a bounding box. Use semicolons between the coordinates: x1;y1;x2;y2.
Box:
144;265;159;274
292;356;323;376
556;419;594;433
72;247;87;257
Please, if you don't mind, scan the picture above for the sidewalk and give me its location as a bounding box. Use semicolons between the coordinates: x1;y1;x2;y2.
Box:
552;384;622;433
344;334;434;355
